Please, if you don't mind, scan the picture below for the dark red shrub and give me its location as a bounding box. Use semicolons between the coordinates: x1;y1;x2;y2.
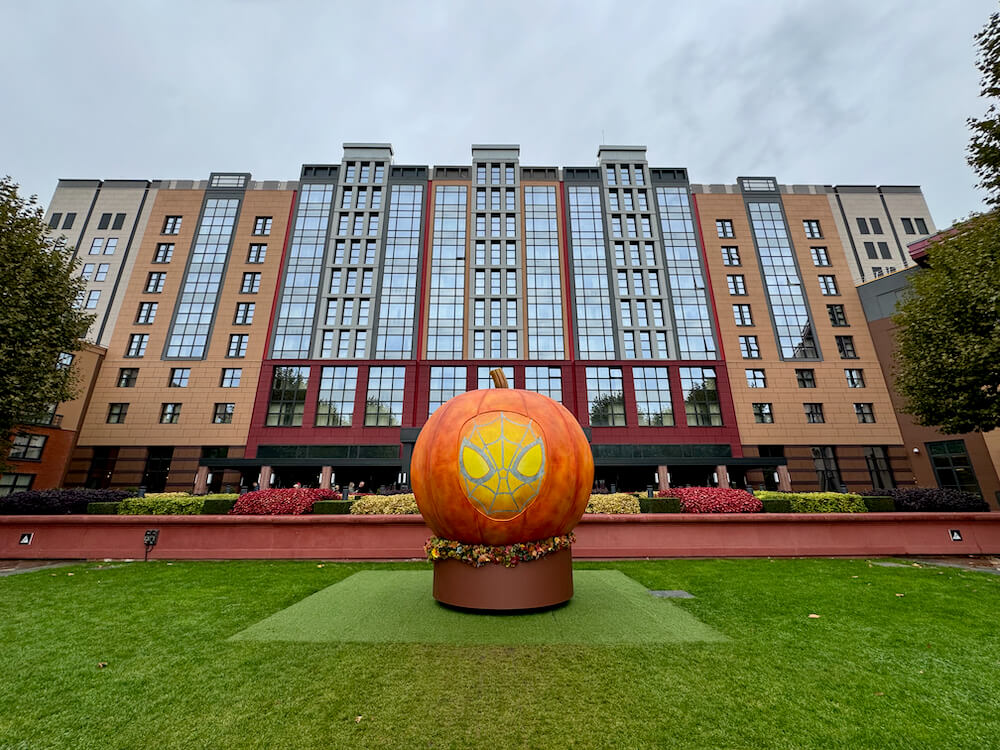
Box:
0;488;130;515
663;487;762;514
231;488;338;515
859;487;988;512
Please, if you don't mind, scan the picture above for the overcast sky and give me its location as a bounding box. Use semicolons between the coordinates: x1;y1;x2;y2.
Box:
2;0;994;225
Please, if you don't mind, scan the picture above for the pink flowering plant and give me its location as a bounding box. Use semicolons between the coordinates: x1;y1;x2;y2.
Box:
659;487;762;513
231;488;338;515
424;533;574;568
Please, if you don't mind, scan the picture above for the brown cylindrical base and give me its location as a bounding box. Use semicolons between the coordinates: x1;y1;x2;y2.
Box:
432;548;574;611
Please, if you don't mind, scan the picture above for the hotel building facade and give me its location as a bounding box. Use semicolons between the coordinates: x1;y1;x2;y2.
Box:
5;143;996;505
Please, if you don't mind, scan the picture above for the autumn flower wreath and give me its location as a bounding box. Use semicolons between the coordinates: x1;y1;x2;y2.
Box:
424;533;574;568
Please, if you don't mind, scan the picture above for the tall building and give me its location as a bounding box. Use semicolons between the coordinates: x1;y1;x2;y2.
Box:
6;142;992;507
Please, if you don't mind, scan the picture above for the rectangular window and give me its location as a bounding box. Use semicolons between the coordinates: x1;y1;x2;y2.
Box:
97;213;111;230
733;304;753;326
247;244;266;263
854;403;875;423
606;165;617;186
365;366;405;426
315;366;357;426
252;216;272;236
856;217;870;235
812;446;843;491
915;218;928;234
727;275;747;295
85;290;100;309
145;272;165;293
716;219;734;238
94;263;110;281
634;367;673;426
162;216;182;235
586;366;626;426
818;275;839;295
870;218;883;234
0;473;34;496
168;368;190;387
220;368;242;388
739;335;760;359
845;368;866;388
48;213;62;229
926;440;980;494
89;238;103;255
266;366;309;426
864;241;878;260
9;433;47;461
524;366;562;403
154;243;174;263
125;334;148;358
804;403;825;424
234;302;255;325
865;446;895;490
113;213;126;230
212;403;235;424
752;403;774;424
63;213;76;230
836;335;857;359
901;218;915;234
106;403;128;424
81;264;95;280
827;304;848;327
241;273;260;294
102;238;118;255
803;220;822;238
810;247;830;266
878;241;892;260
428;366;467;415
117;368;138;387
745;368;767;388
160;403;181;424
227;334;248;358
680;367;722;426
136;302;157;324
795;369;816;388
722;246;741;266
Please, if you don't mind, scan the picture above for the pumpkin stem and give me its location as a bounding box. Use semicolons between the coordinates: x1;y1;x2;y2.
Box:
489;368;509;389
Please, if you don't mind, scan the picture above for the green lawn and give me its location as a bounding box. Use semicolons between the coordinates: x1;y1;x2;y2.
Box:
1;558;998;750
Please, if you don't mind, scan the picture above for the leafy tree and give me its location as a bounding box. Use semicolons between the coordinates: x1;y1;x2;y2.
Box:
968;12;1000;207
894;211;1000;434
0;177;92;468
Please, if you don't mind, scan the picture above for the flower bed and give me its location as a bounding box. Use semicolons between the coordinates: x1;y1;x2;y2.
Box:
350;493;418;515
424;533;574;568
585;493;640;514
230;488;337;515
661;487;762;514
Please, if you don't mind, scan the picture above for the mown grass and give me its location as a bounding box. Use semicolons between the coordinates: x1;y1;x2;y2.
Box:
0;558;998;749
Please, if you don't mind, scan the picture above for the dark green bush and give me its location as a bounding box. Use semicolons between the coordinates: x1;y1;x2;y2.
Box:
200;498;237;514
639;498;681;513
760;497;792;513
862;496;895;512
312;500;353;515
87;502;121;515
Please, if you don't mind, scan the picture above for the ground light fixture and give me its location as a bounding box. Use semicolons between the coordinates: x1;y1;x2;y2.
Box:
143;529;159;561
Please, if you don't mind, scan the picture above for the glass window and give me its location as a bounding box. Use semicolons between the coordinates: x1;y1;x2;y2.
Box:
266;366;309;427
733;304;753;326
154;243;174;263
915;218;928;234
145;272;165;293
827;305;848;327
845;368;865;388
836;336;857;359
227;334;248;358
727;275;747;295
162;216;182;235
234;302;254;325
168;368;190;387
745;369;766;388
586;366;625;426
795;369;816;388
160;403;182;424
901;218;915;234
365;366;405;426
864;446;894;490
811;446;842;490
316;366;358;426
818;275;839;296
864;241;878;260
117;368;138;387
0;473;34;496
856;217;870;235
854;403;876;423
870;218;883;234
252;216;272;236
752;403;774;424
95;263;110;282
88;238;103;255
85;290;100;309
477;366;514;390
634;367;673;426
125;334;148;358
106;403;128;424
221;368;242;387
247;244;266;263
9;433;47;461
212;403;235;424
241;273;261;293
680;367;722;426
428;366;466;415
803;220;822;238
524;366;562;402
810;247;830;266
804;403;825;423
716;219;734;238
926;440;980;495
722;246;740;266
739;336;760;359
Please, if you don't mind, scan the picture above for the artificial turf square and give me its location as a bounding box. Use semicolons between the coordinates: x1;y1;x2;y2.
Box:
230;569;725;645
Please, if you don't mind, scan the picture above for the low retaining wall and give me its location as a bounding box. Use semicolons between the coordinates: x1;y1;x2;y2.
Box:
2;512;998;560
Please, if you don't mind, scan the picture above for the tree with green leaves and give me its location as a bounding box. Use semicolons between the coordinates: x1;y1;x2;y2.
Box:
0;177;92;468
968;11;1000;207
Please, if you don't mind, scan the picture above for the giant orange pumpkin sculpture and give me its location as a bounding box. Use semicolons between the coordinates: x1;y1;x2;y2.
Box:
411;370;593;609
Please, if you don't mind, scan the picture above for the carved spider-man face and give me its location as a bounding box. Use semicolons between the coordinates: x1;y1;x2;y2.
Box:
458;411;546;519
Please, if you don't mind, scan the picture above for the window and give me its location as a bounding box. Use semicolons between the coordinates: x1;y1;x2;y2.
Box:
812;446;843;491
634;367;673;426
733;304;753;326
220;368;242;387
865;446;894;490
854;403;876;423
901;218;915;234
606;165;617;185
845;368;866;388
680;367;722;426
0;474;34;496
62;213;76;230
106;403;128;424
48;213;62;229
795;369;816;388
586;367;626;426
113;213;126;230
716;219;734;238
94;264;110;282
253;217;272;236
856;217;870;235
227;334;248;358
247;244;266;263
926;440;981;495
810;247;830;266
81;264;95;280
752;403;774;424
524;366;562;403
266;366;309;426
162;216;182;235
727;275;747;295
88;238;103;255
739;336;760;359
722;246;741;266
818;275;839;296
827;304;848;327
145;272;165;293
804;403;825;423
864;241;878;260
125;334;148;358
365;366;405;426
117;368;138;387
136;302;157;324
428;366;467;415
836;336;857;359
915;218;928;234
241;273;260;294
877;242;891;260
9;433;47;461
803;220;822;238
56;352;74;370
102;238;118;255
212;403;235;424
160;403;181;424
745;369;767;388
85;290;100;309
154;243;174;263
169;368;190;387
870;218;883;234
316;366;358;426
234;302;255;325
98;213;112;230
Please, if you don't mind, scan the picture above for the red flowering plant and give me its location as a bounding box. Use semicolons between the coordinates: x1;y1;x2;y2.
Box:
230;488;339;515
659;487;762;514
424;533;574;568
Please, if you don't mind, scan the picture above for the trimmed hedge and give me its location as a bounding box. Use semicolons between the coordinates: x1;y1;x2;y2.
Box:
312;500;353;515
0;488;130;515
755;491;867;513
119;495;205;515
200;497;237;514
862;496;895;512
859;487;988;512
639;497;682;513
760;497;792;513
87;501;121;515
350;494;419;515
585;493;641;514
